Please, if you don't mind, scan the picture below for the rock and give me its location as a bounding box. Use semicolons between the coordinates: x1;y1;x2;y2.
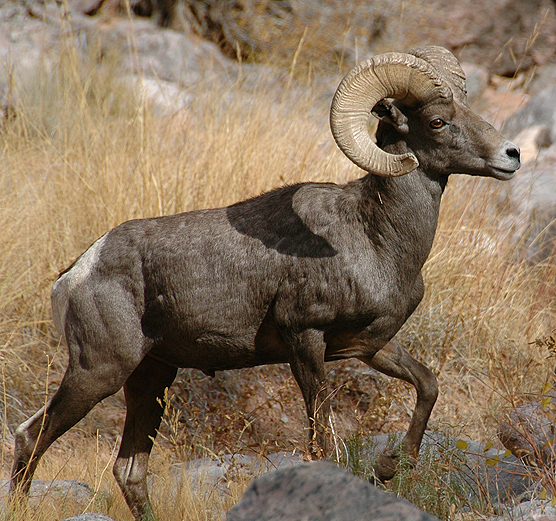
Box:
97;18;234;86
0;2;234;93
488;500;556;521
178;0;556;76
504;86;556;148
226;461;440;521
5;0;556;88
149;451;305;520
66;0;106;16
60;515;117;521
66;0;178;26
148;451;305;520
451;438;535;506
461;62;489;103
527;65;556;97
497;145;556;262
490;85;556;261
0;2;60;84
0;478;104;510
440;0;556;76
155;451;305;499
350;432;535;507
498;391;556;467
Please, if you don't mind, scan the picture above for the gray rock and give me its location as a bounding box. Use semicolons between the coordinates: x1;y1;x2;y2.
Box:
60;515;116;521
498;391;556;466
453;438;535;506
528;64;556;97
488;499;556;520
488;85;556;261
0;478;99;509
158;451;305;498
227;461;439;521
497;145;556;262
461;62;489;103
66;0;105;15
504;86;556;147
146;451;305;521
164;0;556;77
102;18;234;86
349;432;535;507
0;2;235;100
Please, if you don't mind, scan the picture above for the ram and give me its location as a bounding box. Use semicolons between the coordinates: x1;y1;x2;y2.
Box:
11;46;520;520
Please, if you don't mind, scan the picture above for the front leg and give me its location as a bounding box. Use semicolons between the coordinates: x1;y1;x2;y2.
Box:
359;337;438;480
287;328;330;458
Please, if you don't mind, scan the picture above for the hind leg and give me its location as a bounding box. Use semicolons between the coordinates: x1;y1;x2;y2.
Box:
10;356;133;498
359;337;438;480
113;355;177;521
11;282;149;503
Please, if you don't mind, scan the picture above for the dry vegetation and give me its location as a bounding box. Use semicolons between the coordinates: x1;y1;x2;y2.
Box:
2;19;556;521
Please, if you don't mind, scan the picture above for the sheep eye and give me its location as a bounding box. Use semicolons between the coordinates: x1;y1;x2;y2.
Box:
429;118;445;129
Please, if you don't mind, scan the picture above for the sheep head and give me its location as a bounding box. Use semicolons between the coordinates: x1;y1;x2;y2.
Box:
330;46;520;180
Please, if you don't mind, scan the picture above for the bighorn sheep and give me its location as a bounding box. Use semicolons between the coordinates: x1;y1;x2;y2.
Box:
11;46;520;520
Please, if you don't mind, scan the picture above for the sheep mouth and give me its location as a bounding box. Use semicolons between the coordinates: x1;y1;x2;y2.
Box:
488;165;518;181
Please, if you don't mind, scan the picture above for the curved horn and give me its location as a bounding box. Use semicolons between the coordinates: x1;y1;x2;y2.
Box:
330;52;452;176
409;46;467;104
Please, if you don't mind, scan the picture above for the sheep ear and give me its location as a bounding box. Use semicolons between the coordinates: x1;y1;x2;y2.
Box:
372;100;410;134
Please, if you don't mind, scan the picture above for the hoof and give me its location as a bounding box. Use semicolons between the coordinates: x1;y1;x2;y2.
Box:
373;453;398;481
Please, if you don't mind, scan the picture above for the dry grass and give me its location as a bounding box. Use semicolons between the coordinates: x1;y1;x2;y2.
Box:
404;173;556;439
1;20;556;521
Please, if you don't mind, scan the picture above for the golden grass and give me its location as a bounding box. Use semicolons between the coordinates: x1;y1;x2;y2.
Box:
1;23;556;521
405;174;556;437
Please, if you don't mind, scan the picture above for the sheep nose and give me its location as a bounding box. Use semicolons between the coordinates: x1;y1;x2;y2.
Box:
506;144;520;163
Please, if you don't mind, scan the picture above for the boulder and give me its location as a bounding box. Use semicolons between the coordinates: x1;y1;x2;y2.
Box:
504;86;556;149
493;86;556;262
450;438;535;506
435;0;556;76
174;0;556;76
65;0;178;26
226;461;439;521
350;432;535;507
461;62;489;103
147;451;305;520
498;391;556;467
153;451;305;500
60;515;117;521
528;64;556;97
66;0;106;16
7;0;556;81
0;479;98;509
0;1;235;92
487;500;556;521
95;17;234;86
497;145;556;262
0;2;61;83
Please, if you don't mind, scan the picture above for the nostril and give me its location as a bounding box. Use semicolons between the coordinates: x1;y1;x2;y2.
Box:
506;146;520;160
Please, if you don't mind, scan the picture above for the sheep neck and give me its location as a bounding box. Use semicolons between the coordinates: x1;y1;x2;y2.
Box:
347;150;447;278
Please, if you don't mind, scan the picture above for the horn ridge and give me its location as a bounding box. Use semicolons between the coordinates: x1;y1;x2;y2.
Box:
409;46;467;103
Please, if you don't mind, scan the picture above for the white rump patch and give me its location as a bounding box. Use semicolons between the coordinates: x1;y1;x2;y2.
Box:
59;233;108;291
51;233;108;335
